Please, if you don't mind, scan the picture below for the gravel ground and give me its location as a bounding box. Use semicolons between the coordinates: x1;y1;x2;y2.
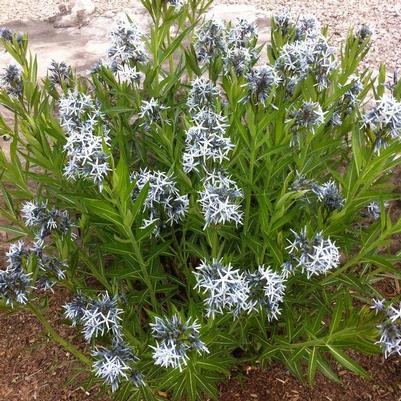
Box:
0;0;400;69
252;0;401;70
0;0;133;23
0;0;64;22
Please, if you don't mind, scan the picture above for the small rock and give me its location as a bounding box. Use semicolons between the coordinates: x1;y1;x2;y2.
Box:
53;0;96;28
71;0;96;16
103;10;116;18
53;14;77;28
58;3;70;16
256;15;271;29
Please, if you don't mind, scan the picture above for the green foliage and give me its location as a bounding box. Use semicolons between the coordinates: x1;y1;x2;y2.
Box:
0;2;401;400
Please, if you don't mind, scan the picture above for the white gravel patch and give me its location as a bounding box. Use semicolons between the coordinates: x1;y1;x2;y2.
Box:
243;0;401;70
0;0;64;22
0;0;133;23
0;0;400;70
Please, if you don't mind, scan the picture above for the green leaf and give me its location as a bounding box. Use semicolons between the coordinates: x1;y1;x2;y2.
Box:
84;199;123;228
0;225;28;238
316;354;340;383
131;182;149;224
351;128;364;176
327;346;368;378
329;297;344;337
307;347;318;385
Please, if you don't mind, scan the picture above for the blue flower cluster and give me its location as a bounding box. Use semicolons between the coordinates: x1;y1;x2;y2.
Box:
194;17;258;76
0;241;32;307
59;90;110;190
92;338;144;392
21;200;75;246
363;94;401;153
0;200;73;304
0;64;23;97
64;291;144;392
194;259;286;320
150;314;209;370
130;168;189;235
371;299;401;358
286;227;340;278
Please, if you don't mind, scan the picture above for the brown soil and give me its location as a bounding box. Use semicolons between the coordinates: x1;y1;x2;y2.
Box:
219;356;401;401
0;289;401;401
0;289;110;401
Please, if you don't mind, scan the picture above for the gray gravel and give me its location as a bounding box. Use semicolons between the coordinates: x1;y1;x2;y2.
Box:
0;0;400;70
247;0;401;70
0;0;132;23
0;0;64;23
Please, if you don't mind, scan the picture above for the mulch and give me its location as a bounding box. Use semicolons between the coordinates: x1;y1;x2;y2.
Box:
1;288;401;401
219;356;401;401
0;289;109;401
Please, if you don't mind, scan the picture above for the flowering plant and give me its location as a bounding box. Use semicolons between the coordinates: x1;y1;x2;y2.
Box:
1;1;401;399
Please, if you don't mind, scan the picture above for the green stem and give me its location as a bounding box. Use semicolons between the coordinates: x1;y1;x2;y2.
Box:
125;227;159;311
242;136;256;254
172;230;192;295
167;29;174;75
27;303;92;367
262;324;376;353
79;249;111;292
207;226;218;259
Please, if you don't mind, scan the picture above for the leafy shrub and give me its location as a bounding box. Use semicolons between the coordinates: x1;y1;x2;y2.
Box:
1;1;401;400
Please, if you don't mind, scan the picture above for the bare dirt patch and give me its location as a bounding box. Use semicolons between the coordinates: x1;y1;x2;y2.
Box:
0;289;110;401
219;355;401;401
2;295;401;400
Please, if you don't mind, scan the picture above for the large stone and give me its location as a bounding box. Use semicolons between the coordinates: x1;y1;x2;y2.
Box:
54;0;96;28
0;1;271;79
0;19;107;76
71;0;96;16
0;5;147;77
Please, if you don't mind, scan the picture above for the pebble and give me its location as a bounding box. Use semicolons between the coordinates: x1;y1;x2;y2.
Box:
0;0;399;71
